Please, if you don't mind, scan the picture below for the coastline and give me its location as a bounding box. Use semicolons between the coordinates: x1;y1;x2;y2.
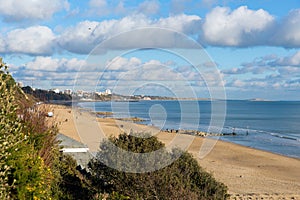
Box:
50;104;300;198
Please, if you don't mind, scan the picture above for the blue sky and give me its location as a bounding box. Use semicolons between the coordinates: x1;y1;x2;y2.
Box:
0;0;299;100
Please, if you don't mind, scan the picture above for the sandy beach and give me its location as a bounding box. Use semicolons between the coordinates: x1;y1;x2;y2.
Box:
50;105;300;199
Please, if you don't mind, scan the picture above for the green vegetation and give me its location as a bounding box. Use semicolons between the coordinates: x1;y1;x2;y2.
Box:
89;133;229;199
0;59;52;199
0;59;88;199
22;86;72;102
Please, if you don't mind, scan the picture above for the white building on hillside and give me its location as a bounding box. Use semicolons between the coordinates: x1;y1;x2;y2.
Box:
64;89;72;95
51;88;60;94
105;89;112;95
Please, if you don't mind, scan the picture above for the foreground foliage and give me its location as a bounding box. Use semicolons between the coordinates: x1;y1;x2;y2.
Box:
89;133;229;199
0;58;57;199
0;59;91;199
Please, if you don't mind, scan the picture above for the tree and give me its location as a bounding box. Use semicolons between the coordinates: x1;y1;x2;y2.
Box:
89;132;229;199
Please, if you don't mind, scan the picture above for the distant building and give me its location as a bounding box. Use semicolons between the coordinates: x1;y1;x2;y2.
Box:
105;89;112;95
64;89;72;95
51;88;60;94
143;97;151;100
17;82;24;87
77;90;83;97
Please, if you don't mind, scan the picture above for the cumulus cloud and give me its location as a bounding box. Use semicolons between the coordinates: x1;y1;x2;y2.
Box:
170;0;200;14
87;0;131;16
224;51;300;77
272;9;300;48
24;56;87;72
106;56;142;71
57;20;100;54
88;0;110;16
0;37;5;52
200;6;300;48
224;51;300;93
200;0;219;8
1;26;56;55
226;74;300;92
201;6;275;46
0;0;69;22
58;14;201;54
88;0;160;16
2;5;300;57
274;51;300;66
89;0;107;8
10;56;91;89
138;0;160;15
101;56;178;81
73;55;214;93
103;58;209;96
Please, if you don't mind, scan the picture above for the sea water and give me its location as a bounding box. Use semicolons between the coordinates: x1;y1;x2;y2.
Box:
78;100;300;159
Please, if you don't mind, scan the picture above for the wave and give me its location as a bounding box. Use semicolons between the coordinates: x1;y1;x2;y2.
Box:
221;126;300;142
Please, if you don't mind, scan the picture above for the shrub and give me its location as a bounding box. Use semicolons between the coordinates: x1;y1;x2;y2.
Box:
89;133;229;199
0;59;54;199
0;58;96;199
56;154;95;200
0;58;24;198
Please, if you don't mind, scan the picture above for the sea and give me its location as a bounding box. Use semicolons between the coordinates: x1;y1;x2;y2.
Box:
78;100;300;159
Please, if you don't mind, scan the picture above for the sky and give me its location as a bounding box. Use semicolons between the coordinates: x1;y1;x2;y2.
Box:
0;0;299;100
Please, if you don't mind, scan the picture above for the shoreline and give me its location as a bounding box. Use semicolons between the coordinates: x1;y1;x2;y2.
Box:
50;104;300;198
98;112;300;160
76;101;300;159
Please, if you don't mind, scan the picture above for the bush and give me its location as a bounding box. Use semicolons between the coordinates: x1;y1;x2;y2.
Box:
0;58;25;198
89;133;229;199
56;154;95;200
0;58;56;199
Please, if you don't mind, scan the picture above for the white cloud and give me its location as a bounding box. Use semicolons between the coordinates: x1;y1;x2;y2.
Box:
0;37;5;52
231;79;246;87
1;26;56;55
170;0;192;14
88;0;159;16
272;9;300;47
87;0;128;16
222;65;273;75
275;51;300;66
11;56;91;89
58;14;201;54
106;56;142;71
224;51;300;93
26;57;60;71
201;6;300;48
24;56;88;72
89;0;107;8
227;75;300;91
223;52;300;78
0;0;69;22
277;66;300;76
157;14;201;34
201;0;218;8
88;0;109;15
57;20;101;54
138;0;160;15
201;6;275;46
